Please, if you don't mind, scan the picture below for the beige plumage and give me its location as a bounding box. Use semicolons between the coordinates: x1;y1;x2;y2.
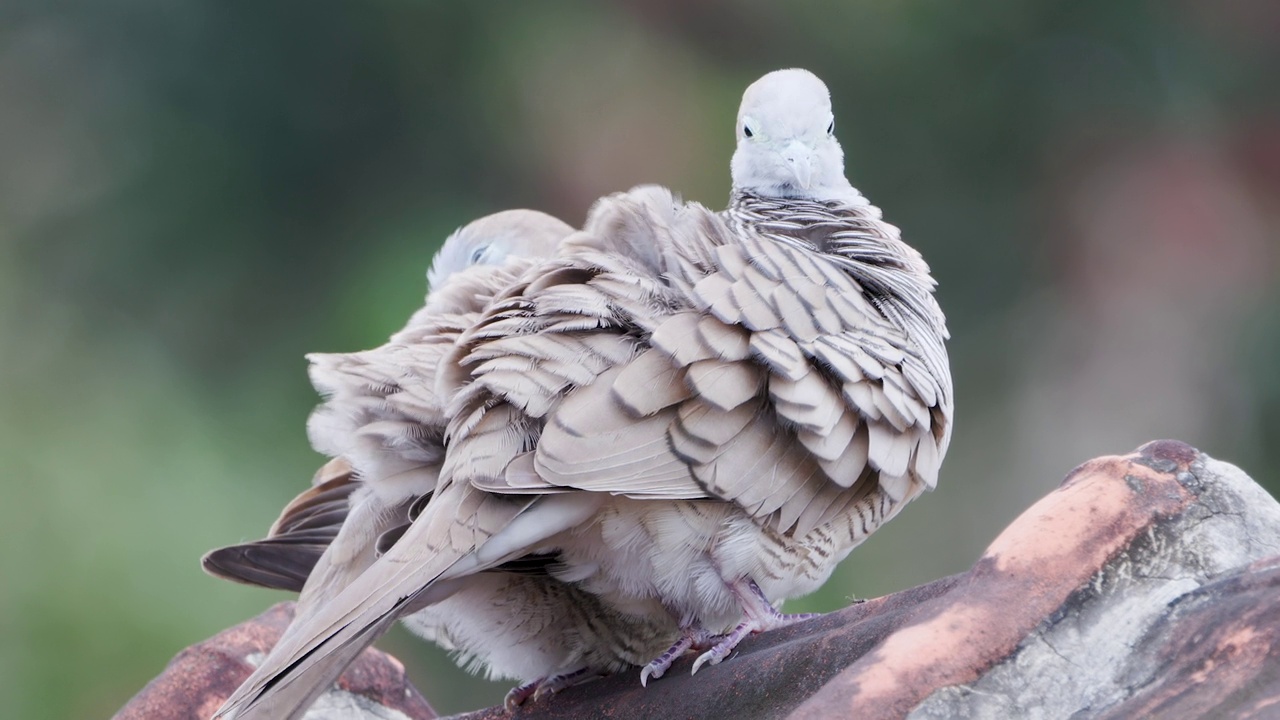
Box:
207;210;677;717
445;68;952;681
206;209;573;613
214;67;951;718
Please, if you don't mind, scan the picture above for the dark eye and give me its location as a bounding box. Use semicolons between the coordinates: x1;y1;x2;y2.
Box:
743;124;754;138
469;246;488;264
827;120;834;135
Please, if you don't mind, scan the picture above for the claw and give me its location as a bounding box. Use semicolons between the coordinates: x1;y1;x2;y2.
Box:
642;580;826;682
504;668;593;709
686;579;823;676
640;633;693;686
691;645;721;671
504;681;538;711
639;623;717;686
689;619;751;675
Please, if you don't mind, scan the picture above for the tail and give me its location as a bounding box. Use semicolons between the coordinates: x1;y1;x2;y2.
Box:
201;461;360;593
221;617;395;720
214;486;602;719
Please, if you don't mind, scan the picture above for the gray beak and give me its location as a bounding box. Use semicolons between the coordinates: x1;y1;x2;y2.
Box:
783;140;813;190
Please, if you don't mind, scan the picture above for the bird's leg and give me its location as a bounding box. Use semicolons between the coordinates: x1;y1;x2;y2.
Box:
504;667;595;710
531;667;596;701
691;578;821;674
640;622;717;686
504;681;539;710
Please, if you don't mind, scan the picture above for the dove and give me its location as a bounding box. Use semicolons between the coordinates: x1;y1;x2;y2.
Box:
204;209;573;609
214;67;951;717
206;210;676;715
205;462;675;711
444;68;953;682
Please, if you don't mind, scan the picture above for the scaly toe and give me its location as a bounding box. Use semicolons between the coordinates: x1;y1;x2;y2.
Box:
639;630;700;686
504;681;538;711
765;611;821;630
531;668;592;702
690;648;725;675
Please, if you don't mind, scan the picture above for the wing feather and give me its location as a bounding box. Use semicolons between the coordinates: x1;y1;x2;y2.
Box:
697;315;751;361
685;359;765;412
613;347;692;417
749;331;808;381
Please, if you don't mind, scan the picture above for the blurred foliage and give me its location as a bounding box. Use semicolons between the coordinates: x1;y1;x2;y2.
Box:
1;1;1278;716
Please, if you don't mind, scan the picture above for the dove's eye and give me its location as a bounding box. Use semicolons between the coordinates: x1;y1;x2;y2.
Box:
742;125;754;138
469;246;488;265
741;116;757;139
827;120;834;136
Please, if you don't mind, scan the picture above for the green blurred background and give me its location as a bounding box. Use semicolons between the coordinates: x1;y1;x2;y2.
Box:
2;1;1278;717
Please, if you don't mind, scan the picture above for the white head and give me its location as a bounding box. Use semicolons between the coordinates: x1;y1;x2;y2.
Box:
730;69;853;201
426;209;572;291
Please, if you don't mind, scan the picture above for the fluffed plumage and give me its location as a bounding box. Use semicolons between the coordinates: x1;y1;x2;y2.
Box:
213;67;952;717
208;210;678;718
443;68;952;680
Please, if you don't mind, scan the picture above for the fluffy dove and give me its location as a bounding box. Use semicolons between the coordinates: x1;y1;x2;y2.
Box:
448;68;952;683
205;209;573;609
214;67;952;717
206;210;676;714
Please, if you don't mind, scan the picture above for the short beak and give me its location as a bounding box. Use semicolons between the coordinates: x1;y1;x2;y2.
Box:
782;140;813;190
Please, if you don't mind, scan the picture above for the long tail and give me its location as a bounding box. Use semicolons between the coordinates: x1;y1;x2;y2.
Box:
214;485;602;719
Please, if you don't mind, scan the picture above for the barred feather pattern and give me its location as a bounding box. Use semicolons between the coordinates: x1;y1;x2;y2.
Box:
210;212;691;719
443;184;952;634
723;189;951;413
402;571;676;682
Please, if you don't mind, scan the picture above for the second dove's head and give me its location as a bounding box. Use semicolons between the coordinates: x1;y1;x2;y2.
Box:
426;209;572;291
730;68;852;201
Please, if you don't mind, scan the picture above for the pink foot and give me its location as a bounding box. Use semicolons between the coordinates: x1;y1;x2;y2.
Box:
639;625;717;686
504;680;539;710
691;579;821;674
504;668;594;710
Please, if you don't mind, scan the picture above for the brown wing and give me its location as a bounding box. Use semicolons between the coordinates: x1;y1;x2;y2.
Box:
201;460;360;592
